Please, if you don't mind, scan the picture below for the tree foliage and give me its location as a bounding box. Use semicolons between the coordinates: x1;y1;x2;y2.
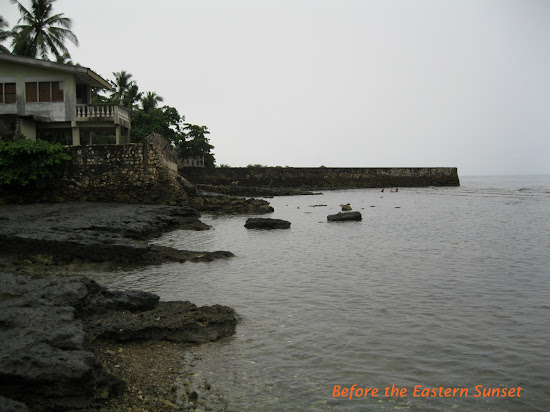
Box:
141;91;164;113
180;124;215;167
9;0;79;60
110;71;134;106
0;15;11;53
124;84;216;166
131;105;185;144
0;138;71;187
123;83;142;110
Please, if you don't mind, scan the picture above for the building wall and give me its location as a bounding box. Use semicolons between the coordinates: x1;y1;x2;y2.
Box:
0;60;76;121
181;167;460;189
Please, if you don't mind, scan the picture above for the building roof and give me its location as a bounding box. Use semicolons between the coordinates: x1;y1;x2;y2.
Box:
0;53;112;90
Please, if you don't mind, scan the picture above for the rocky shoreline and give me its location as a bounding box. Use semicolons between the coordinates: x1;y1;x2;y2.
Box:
0;202;243;410
0;275;237;411
0;202;235;274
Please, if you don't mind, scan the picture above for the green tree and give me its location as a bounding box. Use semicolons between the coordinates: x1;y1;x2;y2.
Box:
181;124;215;167
0;16;12;53
123;83;142;110
131;105;186;144
110;70;134;105
10;0;79;60
141;91;164;113
91;87;109;104
55;50;78;65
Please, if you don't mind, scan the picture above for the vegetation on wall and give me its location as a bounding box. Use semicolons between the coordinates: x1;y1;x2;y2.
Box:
0;138;71;188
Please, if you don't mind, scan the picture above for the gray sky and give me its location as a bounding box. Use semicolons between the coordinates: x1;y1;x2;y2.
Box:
3;0;550;175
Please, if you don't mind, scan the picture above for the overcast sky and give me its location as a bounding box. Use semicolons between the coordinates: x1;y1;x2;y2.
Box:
3;0;549;175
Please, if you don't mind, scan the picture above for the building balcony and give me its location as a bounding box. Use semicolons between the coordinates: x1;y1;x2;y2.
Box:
75;104;131;129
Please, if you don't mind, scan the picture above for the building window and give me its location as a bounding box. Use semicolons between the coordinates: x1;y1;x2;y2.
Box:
25;81;64;103
0;83;16;104
26;83;38;102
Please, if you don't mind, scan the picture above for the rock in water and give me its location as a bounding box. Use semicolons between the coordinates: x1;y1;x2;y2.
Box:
327;211;362;222
244;218;291;229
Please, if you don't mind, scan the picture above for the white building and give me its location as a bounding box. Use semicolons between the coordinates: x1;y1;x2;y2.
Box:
0;54;130;145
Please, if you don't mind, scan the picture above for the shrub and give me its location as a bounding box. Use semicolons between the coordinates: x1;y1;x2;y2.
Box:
0;138;71;188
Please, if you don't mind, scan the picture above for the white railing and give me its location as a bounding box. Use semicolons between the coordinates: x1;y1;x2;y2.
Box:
75;104;131;128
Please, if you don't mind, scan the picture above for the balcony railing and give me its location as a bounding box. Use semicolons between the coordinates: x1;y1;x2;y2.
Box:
75;104;131;128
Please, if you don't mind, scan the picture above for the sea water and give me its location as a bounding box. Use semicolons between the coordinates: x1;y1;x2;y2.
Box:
97;175;550;411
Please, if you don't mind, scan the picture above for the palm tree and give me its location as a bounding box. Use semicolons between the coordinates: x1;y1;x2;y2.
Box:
110;71;134;105
141;91;164;113
0;16;12;53
123;83;142;110
10;0;79;60
55;50;78;66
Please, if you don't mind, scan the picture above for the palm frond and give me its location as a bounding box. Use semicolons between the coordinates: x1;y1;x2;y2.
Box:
9;0;78;60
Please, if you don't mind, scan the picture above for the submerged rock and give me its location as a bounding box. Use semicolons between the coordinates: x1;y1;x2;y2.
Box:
244;218;291;229
327;211;362;222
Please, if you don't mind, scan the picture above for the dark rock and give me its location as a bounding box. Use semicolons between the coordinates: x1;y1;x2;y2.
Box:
0;275;125;411
327;211;362;222
189;195;274;214
0;396;29;412
0;274;158;315
244;218;291;229
85;301;237;344
0;203;234;270
0;274;238;411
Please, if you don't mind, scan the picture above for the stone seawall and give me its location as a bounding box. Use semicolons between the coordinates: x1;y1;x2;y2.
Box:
181;167;460;190
57;136;191;205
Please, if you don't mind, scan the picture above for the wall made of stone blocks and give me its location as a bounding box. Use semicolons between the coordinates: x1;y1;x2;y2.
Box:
181;167;460;189
57;140;189;205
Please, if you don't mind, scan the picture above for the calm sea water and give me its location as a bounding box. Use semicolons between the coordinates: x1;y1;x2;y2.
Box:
96;175;550;411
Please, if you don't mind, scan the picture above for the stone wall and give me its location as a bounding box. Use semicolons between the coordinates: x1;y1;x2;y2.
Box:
56;135;191;205
0;134;193;205
181;167;460;189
